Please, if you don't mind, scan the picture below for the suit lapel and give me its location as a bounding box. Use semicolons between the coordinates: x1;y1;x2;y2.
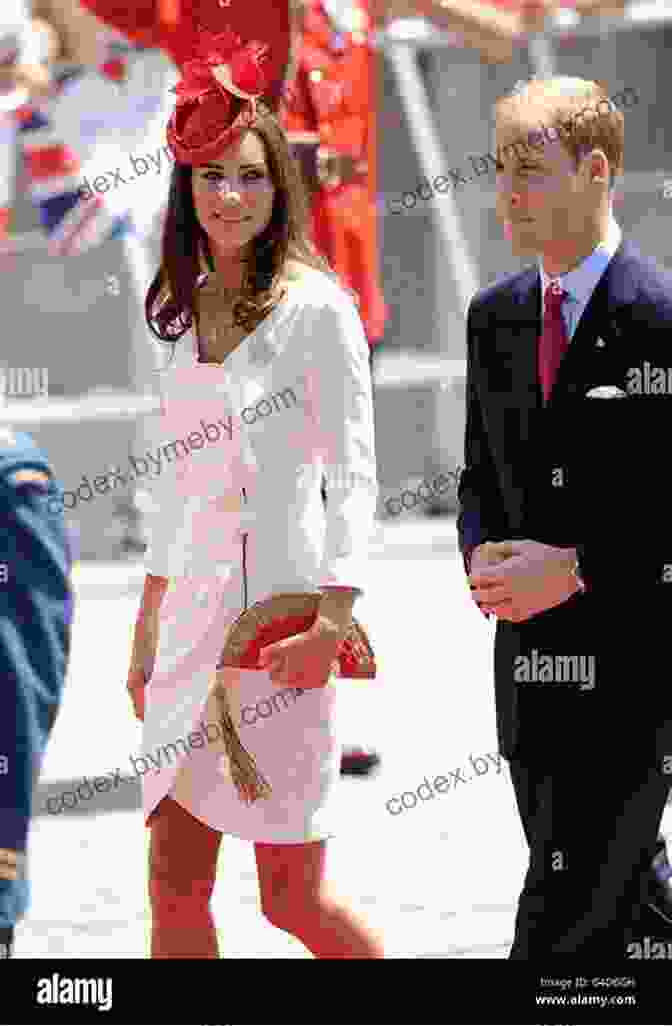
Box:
547;239;640;405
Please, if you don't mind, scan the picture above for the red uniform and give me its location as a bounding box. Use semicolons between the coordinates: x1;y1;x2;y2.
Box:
282;0;387;345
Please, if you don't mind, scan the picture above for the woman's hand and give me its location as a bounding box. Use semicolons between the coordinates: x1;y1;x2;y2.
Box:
127;668;147;721
126;575;167;721
258;616;345;688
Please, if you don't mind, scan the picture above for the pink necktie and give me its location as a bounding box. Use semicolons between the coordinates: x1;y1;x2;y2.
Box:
538;282;569;403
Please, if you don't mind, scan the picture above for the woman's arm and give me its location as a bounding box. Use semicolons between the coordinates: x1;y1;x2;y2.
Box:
309;288;379;622
127;574;168;687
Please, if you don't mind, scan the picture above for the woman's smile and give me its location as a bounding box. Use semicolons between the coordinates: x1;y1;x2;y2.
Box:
211;213;251;222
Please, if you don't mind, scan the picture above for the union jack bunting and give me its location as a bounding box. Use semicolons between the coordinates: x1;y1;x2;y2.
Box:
1;15;174;256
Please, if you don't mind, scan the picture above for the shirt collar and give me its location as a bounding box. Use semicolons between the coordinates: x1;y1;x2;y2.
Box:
538;215;622;306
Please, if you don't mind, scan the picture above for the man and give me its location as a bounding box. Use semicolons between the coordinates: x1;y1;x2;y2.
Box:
0;427;73;958
458;76;672;957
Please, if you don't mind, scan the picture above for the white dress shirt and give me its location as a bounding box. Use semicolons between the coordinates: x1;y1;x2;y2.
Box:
538;214;622;341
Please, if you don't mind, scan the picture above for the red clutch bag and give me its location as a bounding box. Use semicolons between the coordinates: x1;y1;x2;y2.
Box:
218;592;375;677
209;593;375;804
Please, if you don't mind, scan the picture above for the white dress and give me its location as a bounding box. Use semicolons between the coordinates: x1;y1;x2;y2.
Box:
137;265;378;842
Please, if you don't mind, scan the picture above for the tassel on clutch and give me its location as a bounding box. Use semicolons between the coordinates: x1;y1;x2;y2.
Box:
209;592;376;804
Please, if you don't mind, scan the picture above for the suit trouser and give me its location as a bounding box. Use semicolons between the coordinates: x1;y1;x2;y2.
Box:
507;714;672;959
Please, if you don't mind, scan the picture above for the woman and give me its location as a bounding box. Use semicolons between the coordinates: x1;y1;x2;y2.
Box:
125;25;383;958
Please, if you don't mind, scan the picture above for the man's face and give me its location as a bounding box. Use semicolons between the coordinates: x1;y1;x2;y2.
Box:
494;108;595;259
191;130;276;259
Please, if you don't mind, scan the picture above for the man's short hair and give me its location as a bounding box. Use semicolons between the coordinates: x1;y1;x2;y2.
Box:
494;77;627;188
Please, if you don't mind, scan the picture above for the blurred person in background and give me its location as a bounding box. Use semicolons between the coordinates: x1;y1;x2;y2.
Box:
0;0;59;245
1;1;170;255
0;426;73;958
1;1;188;554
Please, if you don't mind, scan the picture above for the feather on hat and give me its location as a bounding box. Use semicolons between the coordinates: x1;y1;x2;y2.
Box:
78;0;290;101
166;25;270;164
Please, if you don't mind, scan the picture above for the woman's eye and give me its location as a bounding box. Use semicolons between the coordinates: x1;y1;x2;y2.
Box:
202;170;267;184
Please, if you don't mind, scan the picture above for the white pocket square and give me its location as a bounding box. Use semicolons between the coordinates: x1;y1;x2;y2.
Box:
585;385;628;398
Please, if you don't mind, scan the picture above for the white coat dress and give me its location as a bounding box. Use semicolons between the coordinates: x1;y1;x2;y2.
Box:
137;263;378;842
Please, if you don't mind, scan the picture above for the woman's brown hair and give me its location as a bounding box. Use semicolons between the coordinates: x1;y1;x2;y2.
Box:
145;99;340;351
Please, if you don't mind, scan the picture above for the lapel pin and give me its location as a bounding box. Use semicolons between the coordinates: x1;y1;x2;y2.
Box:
595;337;606;348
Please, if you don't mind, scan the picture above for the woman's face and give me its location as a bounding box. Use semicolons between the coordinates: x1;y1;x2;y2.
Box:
191;129;276;258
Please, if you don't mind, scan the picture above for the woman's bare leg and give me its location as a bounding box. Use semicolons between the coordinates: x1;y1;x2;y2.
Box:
148;797;223;958
254;839;384;957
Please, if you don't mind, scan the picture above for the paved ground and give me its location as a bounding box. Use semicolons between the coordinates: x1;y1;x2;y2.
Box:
15;515;672;961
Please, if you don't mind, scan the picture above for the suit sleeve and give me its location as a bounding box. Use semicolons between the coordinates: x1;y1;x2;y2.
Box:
0;457;72;854
457;300;509;581
309;289;379;595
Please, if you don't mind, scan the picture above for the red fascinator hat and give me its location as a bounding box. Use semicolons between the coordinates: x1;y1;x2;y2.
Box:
78;1;291;104
166;26;270;165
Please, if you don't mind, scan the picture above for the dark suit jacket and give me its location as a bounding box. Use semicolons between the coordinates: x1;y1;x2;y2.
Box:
0;431;72;928
457;238;672;760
